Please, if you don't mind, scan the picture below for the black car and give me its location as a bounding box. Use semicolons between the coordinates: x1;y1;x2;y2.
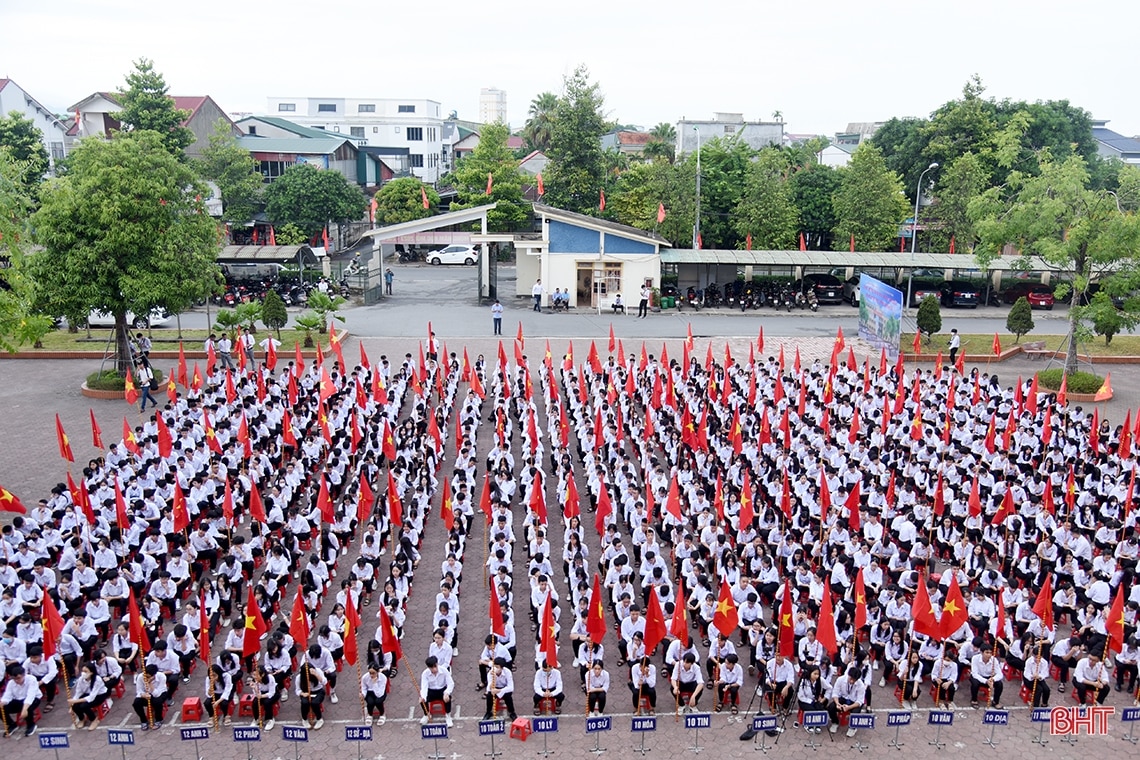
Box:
793;273;844;304
940;280;979;308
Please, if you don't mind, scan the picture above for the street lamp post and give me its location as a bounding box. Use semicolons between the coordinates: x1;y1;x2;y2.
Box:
905;162;939;312
693;126;701;249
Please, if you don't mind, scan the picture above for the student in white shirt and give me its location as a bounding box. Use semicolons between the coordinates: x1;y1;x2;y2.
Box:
361;664;388;725
533;661;564;713
1073;651;1110;705
418;656;454;726
483;657;517;720
0;664;41;737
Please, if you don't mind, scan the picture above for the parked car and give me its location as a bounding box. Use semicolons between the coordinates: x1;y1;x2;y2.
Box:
1001;283;1055;310
910;281;942;308
792;273;844;304
843;275;861;306
85;309;172;329
939;280;980;308
427;245;479;265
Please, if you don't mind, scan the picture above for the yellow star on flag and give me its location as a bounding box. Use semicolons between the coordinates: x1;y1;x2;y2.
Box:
781;613;792;628
943;599;960;615
716;599;731;615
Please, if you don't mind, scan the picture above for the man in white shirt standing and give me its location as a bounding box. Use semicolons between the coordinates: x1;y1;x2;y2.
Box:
532;279;544;312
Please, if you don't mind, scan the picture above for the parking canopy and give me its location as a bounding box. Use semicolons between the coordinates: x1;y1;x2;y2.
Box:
659;249;1050;271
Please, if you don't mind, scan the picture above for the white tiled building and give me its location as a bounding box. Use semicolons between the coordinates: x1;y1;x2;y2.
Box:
264;97;446;182
479;88;507;124
0;78;68;170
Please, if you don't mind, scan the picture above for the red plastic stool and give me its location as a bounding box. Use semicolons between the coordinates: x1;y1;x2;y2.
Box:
181;697;204;722
113;680;126;699
96;699;114;720
238;693;256;717
538;697;558;715
637;695;652;714
509;717;532;741
428;700;448;721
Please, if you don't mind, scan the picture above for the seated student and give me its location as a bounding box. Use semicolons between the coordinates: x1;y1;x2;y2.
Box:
1;664;41;738
765;651;796;712
828;666;867;738
361;664;388;726
715;652;744;714
483;657;517;720
22;646;58;713
930;648;959;707
795;664;830;732
533;660;564;713
969;645;1004;707
1073;651;1111;705
586;660;610;716
249;665;279;731
671;652;704;709
418;656;454;727
203;664;236;725
132;663;168;729
296;664;327;730
1022;646;1052;707
68;661;108;730
611;294;625;314
629;657;657;712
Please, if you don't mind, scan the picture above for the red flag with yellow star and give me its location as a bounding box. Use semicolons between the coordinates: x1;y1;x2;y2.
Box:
122;418;140;455
172;486;191;534
538;595;559;669
55;414;74;462
289;583;310;649
490;580;506;637
386;468;402;528
41;594;65;657
911;576;941;640
128;588;152;654
564;472;581;520
816;586;838;656
242;587;268;658
777;580;795;657
439;479;454;532
586;574;607;644
89;409;104;450
712;578;739;637
853;569;868;630
344;591;360;666
124;369;139;405
378;604;402;661
940;572;968;640
1108;583;1126;654
643;585;667;654
0;484;27;515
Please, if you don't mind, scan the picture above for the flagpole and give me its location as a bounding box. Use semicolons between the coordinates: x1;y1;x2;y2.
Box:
400;654;429;719
208;667;219;730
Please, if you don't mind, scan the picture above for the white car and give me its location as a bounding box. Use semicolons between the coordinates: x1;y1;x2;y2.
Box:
427;245;479;266
86;309;172;329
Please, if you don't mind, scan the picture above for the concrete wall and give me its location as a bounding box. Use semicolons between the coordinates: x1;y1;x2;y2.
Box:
515;253;541;298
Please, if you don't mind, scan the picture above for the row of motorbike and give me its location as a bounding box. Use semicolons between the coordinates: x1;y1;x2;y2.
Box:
666;281;819;312
212;276;350;307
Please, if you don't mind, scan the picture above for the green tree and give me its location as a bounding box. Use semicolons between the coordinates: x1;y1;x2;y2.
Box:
541;66;607;214
607;160;694;246
788;163;840;250
275;223;308;246
869;117;930;200
450;122;529;231
643;122;676;163
1005;296;1035;342
116;58;194;156
264;163;367;236
972;152;1140;373
915;296;942;340
261;289;288;338
196;120;263;223
306;291;346;332
30;131;220;373
0;152;52;351
1117;164;1140;213
928;151;988;253
733;148;798;249
691;137;755;249
293;311;321;348
1087;290;1134;345
372;177;439;226
0;111;49;198
523;92;559;153
831;143;910;251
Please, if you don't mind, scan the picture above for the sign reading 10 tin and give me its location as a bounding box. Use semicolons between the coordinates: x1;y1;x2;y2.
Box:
683;713;711;730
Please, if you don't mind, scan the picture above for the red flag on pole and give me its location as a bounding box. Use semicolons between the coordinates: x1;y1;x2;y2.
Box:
599;189;605;212
539;592;559;668
712;578;740;637
128;588;151;654
486;173;493;195
799;233;806;252
289;584;310;650
90;409;104;450
536;173;544;196
343;592;360;666
910;578;941;640
816;588;838;656
586;574;607;644
657;203;666;224
421;185;430;209
242;587;268;658
490;579;506;637
378;604;403;660
41;595;65;657
643;586;667;654
55;414;74;462
777;581;795;657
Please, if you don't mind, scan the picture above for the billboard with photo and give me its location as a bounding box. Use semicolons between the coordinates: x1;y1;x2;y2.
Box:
858;274;903;361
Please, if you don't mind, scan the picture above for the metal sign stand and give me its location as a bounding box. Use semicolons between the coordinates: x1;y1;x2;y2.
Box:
802;711;828;751
888;721;904;750
532;717;558;758
422;724;449;760
180;726;210;760
1123;706;1140;745
849;714;874;753
1030;708;1050;746
633;729;650;756
631;715;655;756
480;720;505;759
689;723;704;754
983;722;999;749
927;711;952;751
587;716;610;756
590;730;606;756
428;735;446;760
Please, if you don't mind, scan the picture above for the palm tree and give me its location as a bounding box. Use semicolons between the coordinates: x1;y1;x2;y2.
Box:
644;122;676;163
523;92;559;152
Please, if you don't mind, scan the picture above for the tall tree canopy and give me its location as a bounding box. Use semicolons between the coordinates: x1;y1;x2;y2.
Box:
607;159;694;246
972;152;1140;373
523;92;558;153
541;66;607;215
831;143;910;251
30;131;220;372
372;177;439;226
0;111;49;198
196;120;263;223
263;163;367;236
788;163;840;250
450;122;529;231
116;58;194;156
733;148;798;250
0;152;52;351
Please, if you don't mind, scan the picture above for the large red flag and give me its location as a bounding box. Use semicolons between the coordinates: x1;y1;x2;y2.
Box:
670;581;689;642
563;473;581;520
712;579;740;637
940;573;968;640
89;409;104;450
41;595;66;658
386;469;403;529
489;580;506;637
777;580;795;657
644;585;667;654
172;486;191;534
0;484;28;515
344;591;360;666
316;475;334;525
586;574;607;644
539;592;559;668
378;604;403;660
128;588;152;654
594;483;612;538
199;592;212;663
288;584;310;650
55;414;74;462
853;568;868;631
358;472;375;525
1108;584;1127;654
248;479;267;524
242;587;268;658
155;412;173;458
816;588;838;656
910;578;941;640
1032;574;1054;632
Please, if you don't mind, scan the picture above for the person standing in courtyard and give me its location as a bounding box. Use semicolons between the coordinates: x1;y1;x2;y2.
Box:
136;359;157;413
532;279;544;312
949;329;960;364
638;283;651;319
384;268;394;295
491;300;503;336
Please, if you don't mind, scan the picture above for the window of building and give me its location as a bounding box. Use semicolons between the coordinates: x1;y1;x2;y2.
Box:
358;104;376;113
407;127;423;141
723;125;736;134
398;104;416;113
49;142;65;161
427;127;436;142
373;127;379;133
601;263;623;296
350;127;365;138
258;160;292;181
248;126;257;135
278;103;296;112
317;103;336;113
409;154;424;168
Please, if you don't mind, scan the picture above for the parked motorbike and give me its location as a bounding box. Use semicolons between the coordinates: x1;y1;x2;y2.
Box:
686;286;703;311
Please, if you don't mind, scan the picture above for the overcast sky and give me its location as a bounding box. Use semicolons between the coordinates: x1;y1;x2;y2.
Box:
3;0;1137;139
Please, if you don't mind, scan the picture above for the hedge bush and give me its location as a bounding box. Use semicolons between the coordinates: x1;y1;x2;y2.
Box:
1036;368;1102;394
86;368;165;391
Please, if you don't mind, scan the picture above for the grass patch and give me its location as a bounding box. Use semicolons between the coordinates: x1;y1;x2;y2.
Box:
905;333;1140;357
86;368;166;391
30;328;329;352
